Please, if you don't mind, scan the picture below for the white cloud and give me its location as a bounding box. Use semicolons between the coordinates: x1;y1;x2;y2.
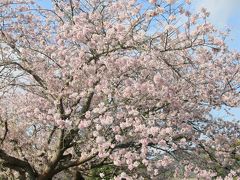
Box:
194;0;240;27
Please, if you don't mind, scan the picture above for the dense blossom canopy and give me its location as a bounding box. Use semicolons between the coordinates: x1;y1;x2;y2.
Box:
0;0;240;179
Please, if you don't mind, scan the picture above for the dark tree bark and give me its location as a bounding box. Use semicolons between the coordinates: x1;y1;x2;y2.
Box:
0;149;37;179
74;171;85;180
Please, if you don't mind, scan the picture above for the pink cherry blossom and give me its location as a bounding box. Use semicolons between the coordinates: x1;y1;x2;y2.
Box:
149;0;157;4
0;0;239;179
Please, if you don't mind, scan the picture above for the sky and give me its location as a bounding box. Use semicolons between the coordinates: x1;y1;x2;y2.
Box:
194;0;240;50
192;0;240;120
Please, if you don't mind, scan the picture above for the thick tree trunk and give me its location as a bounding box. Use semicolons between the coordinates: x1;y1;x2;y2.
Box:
37;176;53;180
74;171;85;180
37;172;54;180
18;171;27;180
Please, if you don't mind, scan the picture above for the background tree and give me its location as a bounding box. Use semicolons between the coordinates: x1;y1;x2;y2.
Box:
0;0;240;179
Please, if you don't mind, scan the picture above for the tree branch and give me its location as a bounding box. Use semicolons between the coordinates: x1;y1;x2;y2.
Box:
0;149;37;179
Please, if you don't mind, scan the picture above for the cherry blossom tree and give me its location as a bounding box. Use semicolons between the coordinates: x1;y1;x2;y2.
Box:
0;0;240;179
